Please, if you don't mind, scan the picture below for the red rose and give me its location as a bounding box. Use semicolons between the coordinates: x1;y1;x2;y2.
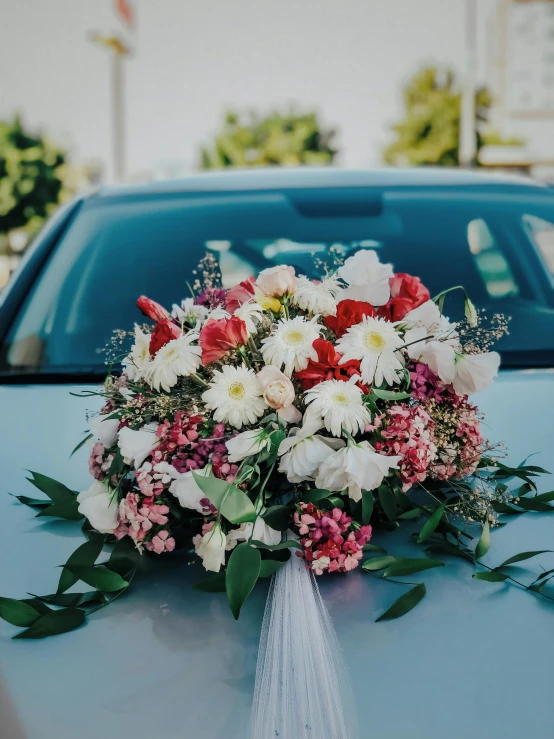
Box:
199;315;249;365
226;276;255;313
324;299;376;338
295;338;369;393
149;319;183;355
137;295;170;322
378;274;430;321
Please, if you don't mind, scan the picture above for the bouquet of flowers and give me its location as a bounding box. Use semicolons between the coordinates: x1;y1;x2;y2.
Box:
2;250;552;644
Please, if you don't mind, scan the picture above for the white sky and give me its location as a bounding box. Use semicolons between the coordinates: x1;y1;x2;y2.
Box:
0;0;500;181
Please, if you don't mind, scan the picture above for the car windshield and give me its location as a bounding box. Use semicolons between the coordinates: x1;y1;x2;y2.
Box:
2;186;554;375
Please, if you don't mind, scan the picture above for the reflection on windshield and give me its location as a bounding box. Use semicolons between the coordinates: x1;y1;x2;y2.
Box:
2;190;554;375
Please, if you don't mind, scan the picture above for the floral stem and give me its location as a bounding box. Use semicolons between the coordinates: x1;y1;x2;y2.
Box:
190;373;208;388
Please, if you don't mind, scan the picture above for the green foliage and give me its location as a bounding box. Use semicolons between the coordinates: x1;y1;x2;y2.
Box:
199;108;337;169
0;116;68;237
383;67;492;166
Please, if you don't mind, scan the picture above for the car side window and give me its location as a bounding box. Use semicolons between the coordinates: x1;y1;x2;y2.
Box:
523;214;554;280
467;218;520;299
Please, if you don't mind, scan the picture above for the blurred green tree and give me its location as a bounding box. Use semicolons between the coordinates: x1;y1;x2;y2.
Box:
0;116;68;238
200;109;338;169
383;67;494;166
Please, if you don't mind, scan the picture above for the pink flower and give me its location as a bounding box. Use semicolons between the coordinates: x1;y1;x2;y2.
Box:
256;265;297;298
136;295;170;322
226;276;255;312
199;315;248;364
145;530;176;554
256;366;301;424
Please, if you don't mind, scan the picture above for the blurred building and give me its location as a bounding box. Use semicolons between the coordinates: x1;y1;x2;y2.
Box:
483;0;554;179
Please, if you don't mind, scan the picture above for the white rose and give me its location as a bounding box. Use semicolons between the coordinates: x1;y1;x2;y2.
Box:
315;441;402;502
337;250;394;306
196;523;227;572
452;352;500;395
227;515;282;548
278;418;345;484
77;481;118;534
225;429;271;463
256;366;301;424
117;423;160;468
90;414;119;448
167;466;210;513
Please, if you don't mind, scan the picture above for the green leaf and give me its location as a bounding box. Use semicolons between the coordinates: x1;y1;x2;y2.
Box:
226;543;261;619
362;555;398;571
363;543;387;553
473;571;508;582
13;608;85;639
67;565;129;592
259;560;286;577
464;295;478;327
361;490;374;525
0;597;41;627
383;558;444;577
36;499;82;521
327;495;344;509
372;388;412;401
498;550;552;568
10;494;51;510
107;537;139;578
26;472;77;503
70;433;94;458
379;485;397;522
535;491;554;503
38;591;105;608
398;507;423;520
300;488;332;504
261;505;291;531
251;540;302;551
192;472;256;524
475;521;491;559
57;535;106;594
515;497;554;513
376;583;426;622
21;598;52;616
193;571;226;593
417;502;446;543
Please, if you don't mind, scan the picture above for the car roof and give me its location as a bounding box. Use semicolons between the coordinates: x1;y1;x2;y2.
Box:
95;167;551;199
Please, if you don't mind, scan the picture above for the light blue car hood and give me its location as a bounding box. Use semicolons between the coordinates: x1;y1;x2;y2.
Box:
1;370;553;739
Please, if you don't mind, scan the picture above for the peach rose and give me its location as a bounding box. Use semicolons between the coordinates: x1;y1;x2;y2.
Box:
256;265;297;298
257;366;302;423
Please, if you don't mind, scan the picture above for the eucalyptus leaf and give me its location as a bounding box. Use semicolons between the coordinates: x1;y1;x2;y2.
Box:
515;497;554;513
475;521;491;559
361;490;374;525
36;499;82;521
57;535;106;594
362;555;398;572
398;507;423;520
13;608;85;639
193;571;226;593
417;502;446;543
301;488;333;504
26;471;77;503
0;597;41;627
473;571;508;582
383;558;444;577
376;583;426;622
70;433;94;458
67;565;129;592
379;486;397;522
362;543;387;553
9;494;51;510
498;550;552;568
259;560;286;578
226;543;261;619
192;472;256;524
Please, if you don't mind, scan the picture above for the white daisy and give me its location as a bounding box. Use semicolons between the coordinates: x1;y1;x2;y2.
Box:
291;275;340;317
336;316;404;387
234;301;264;337
144;332;202;392
123;325;151;381
261;315;321;377
171;298;209;329
304;379;371;437
202;365;267;429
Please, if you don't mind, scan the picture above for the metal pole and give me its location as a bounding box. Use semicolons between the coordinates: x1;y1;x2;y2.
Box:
112;50;125;182
459;0;478;167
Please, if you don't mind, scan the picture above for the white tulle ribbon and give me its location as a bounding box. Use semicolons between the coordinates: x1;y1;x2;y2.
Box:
250;552;358;739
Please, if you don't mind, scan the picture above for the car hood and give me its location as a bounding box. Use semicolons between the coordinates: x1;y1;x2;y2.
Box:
1;370;554;739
